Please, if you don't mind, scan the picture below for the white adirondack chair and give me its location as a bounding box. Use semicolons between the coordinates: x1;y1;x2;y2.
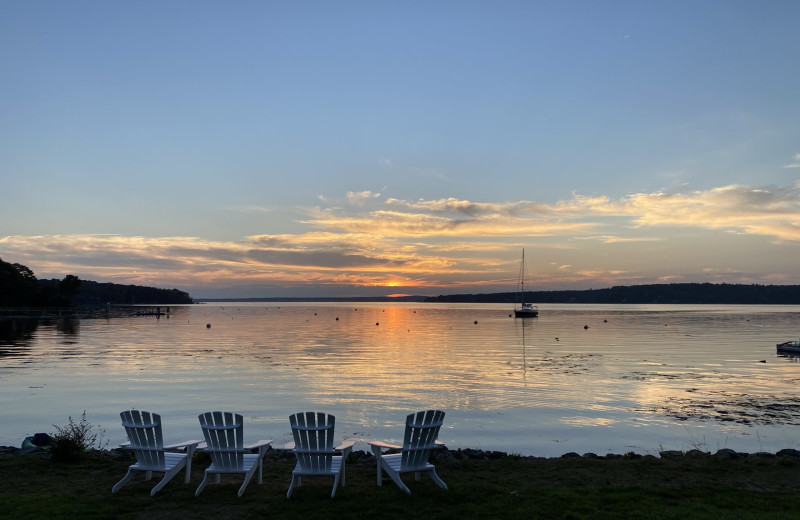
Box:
368;409;447;495
196;411;272;497
112;410;200;496
287;412;355;499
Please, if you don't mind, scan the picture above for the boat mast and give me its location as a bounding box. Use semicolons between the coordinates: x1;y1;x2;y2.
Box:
520;249;525;305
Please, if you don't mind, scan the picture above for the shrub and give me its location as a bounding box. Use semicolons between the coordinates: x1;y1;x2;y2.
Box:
50;411;107;463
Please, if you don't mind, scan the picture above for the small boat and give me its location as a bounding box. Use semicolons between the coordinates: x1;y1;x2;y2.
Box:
514;249;538;318
777;339;800;354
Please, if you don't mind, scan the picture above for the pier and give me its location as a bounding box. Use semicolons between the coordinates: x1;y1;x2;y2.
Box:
0;305;171;319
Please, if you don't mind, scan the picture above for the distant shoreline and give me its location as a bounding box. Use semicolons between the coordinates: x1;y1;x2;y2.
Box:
195;282;800;305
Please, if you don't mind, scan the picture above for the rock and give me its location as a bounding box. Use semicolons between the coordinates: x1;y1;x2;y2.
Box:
714;448;743;459
686;449;709;458
561;452;582;458
776;449;800;458
458;448;487;460
105;448;134;461
436;450;457;462
659;450;684;460
752;452;776;458
0;446;21;457
486;450;508;459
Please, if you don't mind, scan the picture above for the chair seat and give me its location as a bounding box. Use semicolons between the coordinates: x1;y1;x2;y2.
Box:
204;453;263;474
292;455;343;476
129;451;187;472
380;452;434;473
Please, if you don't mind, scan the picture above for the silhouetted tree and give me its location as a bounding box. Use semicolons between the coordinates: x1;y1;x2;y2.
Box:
59;275;82;302
0;257;39;306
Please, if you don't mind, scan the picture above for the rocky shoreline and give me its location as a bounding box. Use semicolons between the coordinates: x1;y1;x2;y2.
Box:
4;444;800;462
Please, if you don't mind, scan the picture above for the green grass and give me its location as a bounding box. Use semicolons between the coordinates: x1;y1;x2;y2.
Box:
2;451;800;519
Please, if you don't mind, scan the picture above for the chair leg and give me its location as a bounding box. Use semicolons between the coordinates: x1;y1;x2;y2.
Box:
331;473;341;498
238;467;257;497
286;474;297;499
195;472;211;497
428;468;448;490
112;467;136;493
184;450;194;483
382;464;411;495
151;461;185;496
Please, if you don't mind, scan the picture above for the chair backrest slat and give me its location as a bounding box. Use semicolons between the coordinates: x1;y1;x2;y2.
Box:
401;410;444;470
120;410;166;468
199;411;245;470
289;412;336;472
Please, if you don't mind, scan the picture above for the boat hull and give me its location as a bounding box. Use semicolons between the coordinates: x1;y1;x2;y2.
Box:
514;308;539;318
777;341;800;354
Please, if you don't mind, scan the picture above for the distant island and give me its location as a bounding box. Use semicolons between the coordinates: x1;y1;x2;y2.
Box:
1;256;192;307
424;283;800;305
199;283;800;305
198;295;429;303
37;278;193;306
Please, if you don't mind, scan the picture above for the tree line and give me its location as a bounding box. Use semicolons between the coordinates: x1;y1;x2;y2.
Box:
0;257;192;307
425;283;800;305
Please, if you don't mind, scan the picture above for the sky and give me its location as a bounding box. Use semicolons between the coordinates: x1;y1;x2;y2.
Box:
1;1;799;299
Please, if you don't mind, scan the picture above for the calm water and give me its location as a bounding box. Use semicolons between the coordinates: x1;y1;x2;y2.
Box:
2;303;799;457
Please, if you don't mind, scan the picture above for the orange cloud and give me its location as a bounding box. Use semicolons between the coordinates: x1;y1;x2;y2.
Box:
2;182;799;294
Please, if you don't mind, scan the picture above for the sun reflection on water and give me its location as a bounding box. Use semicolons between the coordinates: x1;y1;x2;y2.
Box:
2;303;800;456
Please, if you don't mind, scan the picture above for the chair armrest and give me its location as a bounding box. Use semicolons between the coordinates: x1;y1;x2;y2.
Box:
164;440;201;452
368;441;401;457
118;441;131;449
245;439;273;456
435;440;445;447
368;441;401;450
336;440;356;451
283;441;296;451
336;440;356;458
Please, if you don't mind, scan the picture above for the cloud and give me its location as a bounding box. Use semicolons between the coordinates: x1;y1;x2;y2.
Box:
3;182;800;294
225;204;276;214
784;153;800;168
616;183;800;241
313;183;800;241
346;190;382;205
305;208;595;237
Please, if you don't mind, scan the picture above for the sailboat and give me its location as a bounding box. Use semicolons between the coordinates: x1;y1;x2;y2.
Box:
514;249;539;318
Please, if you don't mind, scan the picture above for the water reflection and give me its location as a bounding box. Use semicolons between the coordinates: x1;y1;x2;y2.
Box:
56;318;80;342
0;319;38;358
2;303;800;457
778;353;800;363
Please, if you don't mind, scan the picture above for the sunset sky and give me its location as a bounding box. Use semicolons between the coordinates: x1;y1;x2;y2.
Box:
2;1;799;298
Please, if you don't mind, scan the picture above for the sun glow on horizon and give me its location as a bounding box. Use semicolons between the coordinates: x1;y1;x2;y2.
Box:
2;183;800;297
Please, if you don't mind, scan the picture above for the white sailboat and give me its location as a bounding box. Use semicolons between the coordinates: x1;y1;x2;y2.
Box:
514;249;539;318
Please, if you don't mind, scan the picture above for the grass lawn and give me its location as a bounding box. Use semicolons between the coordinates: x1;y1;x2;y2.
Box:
2;449;800;519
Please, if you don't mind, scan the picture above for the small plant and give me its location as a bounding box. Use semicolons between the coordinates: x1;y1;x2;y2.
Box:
50;411;107;463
